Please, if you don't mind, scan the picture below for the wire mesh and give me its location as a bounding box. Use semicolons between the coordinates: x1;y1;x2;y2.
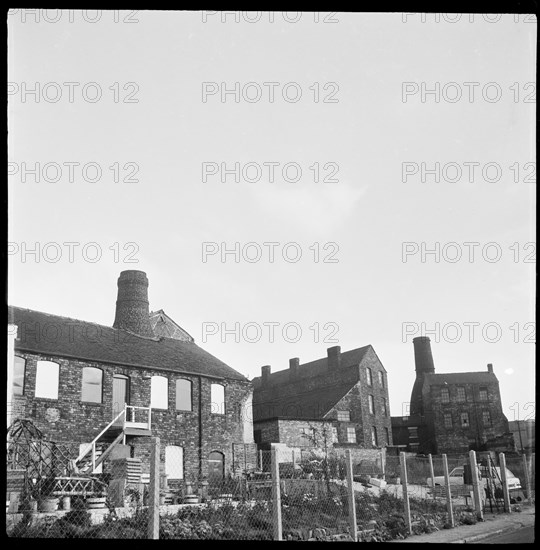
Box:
6;432;149;539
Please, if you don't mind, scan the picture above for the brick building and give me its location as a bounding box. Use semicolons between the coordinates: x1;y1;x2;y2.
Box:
252;345;393;452
391;336;512;455
7;270;254;482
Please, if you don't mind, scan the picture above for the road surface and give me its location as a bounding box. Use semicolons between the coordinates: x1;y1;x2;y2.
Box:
471;525;535;544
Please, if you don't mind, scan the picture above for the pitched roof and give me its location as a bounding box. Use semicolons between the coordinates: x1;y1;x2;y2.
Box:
253;379;356;421
149;309;194;342
423;372;498;386
252;345;372;388
9;306;247;381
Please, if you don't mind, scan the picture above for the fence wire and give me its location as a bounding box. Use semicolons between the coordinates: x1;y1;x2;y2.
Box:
7;439;535;540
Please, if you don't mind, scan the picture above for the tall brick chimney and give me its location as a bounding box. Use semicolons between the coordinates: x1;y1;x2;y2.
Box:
410;337;435;416
413;336;435;375
113;270;155;337
487;363;493;373
327;346;341;369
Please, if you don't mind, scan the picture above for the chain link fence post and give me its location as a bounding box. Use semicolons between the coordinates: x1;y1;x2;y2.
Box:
498;452;511;513
345;449;358;541
523;453;533;505
399;452;412;535
271;447;282;541
442;453;454;527
428;454;435;500
147;436;160;539
468;450;483;520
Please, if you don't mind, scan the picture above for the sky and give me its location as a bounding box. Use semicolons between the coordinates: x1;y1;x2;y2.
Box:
7;10;536;422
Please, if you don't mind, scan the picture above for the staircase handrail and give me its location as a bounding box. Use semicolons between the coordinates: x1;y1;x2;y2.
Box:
76;405;127;464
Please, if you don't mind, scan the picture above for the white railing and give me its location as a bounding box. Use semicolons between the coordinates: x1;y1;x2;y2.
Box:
76;406;126;468
75;404;152;473
125;405;152;430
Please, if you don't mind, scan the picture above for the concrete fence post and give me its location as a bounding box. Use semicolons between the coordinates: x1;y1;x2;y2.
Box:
399;452;412;535
428;454;435;500
499;453;511;513
345;449;358;541
148;437;160;539
468;450;483;520
523;454;533;505
271;448;282;541
442;454;454;527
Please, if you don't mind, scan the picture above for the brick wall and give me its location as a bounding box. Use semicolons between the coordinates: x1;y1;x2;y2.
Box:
11;351;252;479
425;380;509;454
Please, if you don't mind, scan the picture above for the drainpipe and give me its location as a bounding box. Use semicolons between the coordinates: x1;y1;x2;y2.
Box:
198;376;203;478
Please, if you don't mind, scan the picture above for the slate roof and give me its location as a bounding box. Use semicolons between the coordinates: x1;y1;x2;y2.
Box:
253;379;357;421
9;306;247;381
252;345;372;389
252;345;376;421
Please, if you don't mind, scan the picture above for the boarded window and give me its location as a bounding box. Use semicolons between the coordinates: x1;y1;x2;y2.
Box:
211;383;225;414
366;368;373;386
368;395;375;415
371;426;378;446
441;388;450;403
165;445;183;480
176;379;192;411
13;356;26;395
384;427;390;444
151;376;168;409
81;367;103;403
337;411;350;422
347;427;357;443
35;360;59;399
444;413;453;428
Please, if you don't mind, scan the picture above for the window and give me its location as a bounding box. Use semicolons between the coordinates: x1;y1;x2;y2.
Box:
165;445;183;480
35;360;59;399
460;412;469;427
378;371;385;388
347;427;357;443
81;367;103;403
337;411;350;422
211;383;225;414
332;426;339;443
368;395;375;415
151;376;168;409
176;379;192;411
371;426;378;446
441;388;450;403
366;368;373;386
457;387;466;402
384;427;390;444
482;410;492;426
444;413;453;429
479;387;488;401
13;356;26;395
382;398;388;417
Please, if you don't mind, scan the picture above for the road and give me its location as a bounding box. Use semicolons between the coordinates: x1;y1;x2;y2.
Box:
471;525;535;544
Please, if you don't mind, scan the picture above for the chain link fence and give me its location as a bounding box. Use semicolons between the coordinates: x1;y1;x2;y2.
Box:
7;431;535;540
6;422;149;539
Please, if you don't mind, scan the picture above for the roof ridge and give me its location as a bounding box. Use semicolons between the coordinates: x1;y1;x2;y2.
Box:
9;305;114;330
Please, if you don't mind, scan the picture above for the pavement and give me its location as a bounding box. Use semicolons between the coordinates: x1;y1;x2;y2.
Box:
392;505;535;543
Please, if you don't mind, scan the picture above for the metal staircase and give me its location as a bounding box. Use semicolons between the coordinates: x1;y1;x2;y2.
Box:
75;405;151;474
